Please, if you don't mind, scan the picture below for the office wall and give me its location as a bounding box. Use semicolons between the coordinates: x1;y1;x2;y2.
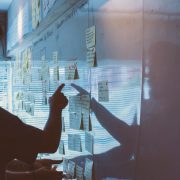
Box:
7;0;180;179
7;0;142;179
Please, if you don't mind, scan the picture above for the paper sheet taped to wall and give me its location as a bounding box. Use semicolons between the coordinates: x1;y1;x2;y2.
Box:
85;131;94;154
84;158;94;180
68;134;82;152
65;63;79;80
76;165;84;180
86;26;96;49
98;80;109;102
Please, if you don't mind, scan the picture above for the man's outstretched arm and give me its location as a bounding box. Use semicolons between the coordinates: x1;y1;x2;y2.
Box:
39;84;68;153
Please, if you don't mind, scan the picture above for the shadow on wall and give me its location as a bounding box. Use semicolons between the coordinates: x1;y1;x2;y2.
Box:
71;83;139;180
71;41;180;180
138;41;180;180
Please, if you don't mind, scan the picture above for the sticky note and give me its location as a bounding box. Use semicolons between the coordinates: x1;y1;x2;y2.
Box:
68;160;76;178
86;26;96;49
76;165;84;180
81;95;90;113
85;131;94;154
63;158;69;173
68;134;82;152
65;63;79;80
84;158;94;180
98;80;109;102
87;47;97;67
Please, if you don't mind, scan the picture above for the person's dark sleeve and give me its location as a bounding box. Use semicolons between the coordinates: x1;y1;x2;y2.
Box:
0;107;44;164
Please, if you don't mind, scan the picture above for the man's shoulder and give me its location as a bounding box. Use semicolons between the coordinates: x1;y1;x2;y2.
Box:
0;107;21;125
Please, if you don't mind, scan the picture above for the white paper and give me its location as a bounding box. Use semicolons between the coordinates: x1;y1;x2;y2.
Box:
84;158;94;180
81;95;90;113
68;160;76;178
85;132;94;154
98;80;109;102
82;113;92;131
68;134;82;152
87;47;96;67
65;63;79;80
69;96;76;112
86;26;96;49
63;158;69;173
76;165;84;180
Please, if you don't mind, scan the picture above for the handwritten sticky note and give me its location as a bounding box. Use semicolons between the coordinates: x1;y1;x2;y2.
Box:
81;95;90;113
68;134;82;152
65;63;79;80
63;158;69;173
68;160;76;178
75;95;82;115
82;113;92;131
98;80;109;102
76;165;84;180
69;113;82;130
85;132;94;154
84;158;94;180
86;26;96;49
87;47;97;67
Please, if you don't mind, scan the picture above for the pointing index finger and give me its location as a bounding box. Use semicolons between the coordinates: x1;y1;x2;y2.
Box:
56;83;65;93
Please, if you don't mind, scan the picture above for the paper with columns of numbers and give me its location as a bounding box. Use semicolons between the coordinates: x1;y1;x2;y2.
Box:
82;113;92;131
84;158;94;180
98;80;109;102
81;95;90;113
69;113;82;130
76;165;84;180
87;47;97;67
68;160;76;178
63;158;69;173
59;140;65;155
86;26;96;49
85;131;94;154
68;134;82;152
65;63;79;80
